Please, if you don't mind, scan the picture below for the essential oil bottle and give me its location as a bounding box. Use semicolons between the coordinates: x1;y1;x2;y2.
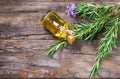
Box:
40;10;76;44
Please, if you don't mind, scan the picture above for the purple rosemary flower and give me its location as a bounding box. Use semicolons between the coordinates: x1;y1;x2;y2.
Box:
65;3;76;17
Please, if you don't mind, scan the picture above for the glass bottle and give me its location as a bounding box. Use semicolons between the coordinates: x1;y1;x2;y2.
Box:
40;10;76;44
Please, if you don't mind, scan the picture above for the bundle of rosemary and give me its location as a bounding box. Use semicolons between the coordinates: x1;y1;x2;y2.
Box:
45;3;120;77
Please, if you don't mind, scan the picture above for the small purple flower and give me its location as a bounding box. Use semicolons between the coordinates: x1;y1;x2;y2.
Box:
65;3;76;18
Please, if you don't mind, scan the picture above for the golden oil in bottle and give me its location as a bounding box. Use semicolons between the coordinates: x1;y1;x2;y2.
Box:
40;10;76;44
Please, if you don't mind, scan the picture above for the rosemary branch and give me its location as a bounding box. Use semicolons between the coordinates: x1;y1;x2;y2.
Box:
72;16;108;40
89;17;119;77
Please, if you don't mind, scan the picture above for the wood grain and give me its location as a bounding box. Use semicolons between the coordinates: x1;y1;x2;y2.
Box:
0;0;120;78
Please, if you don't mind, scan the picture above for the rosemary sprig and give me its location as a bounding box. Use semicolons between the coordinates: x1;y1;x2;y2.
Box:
45;40;67;55
74;3;118;19
89;17;120;77
72;16;108;40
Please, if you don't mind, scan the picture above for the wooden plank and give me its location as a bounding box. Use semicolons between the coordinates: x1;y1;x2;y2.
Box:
0;0;119;13
0;0;120;78
60;43;120;78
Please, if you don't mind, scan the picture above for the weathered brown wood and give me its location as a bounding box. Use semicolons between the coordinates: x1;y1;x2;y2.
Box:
0;0;120;78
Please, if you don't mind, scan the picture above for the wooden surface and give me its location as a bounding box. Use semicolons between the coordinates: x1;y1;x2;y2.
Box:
0;0;120;78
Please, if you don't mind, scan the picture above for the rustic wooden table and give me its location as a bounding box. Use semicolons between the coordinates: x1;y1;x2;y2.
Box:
0;0;120;78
